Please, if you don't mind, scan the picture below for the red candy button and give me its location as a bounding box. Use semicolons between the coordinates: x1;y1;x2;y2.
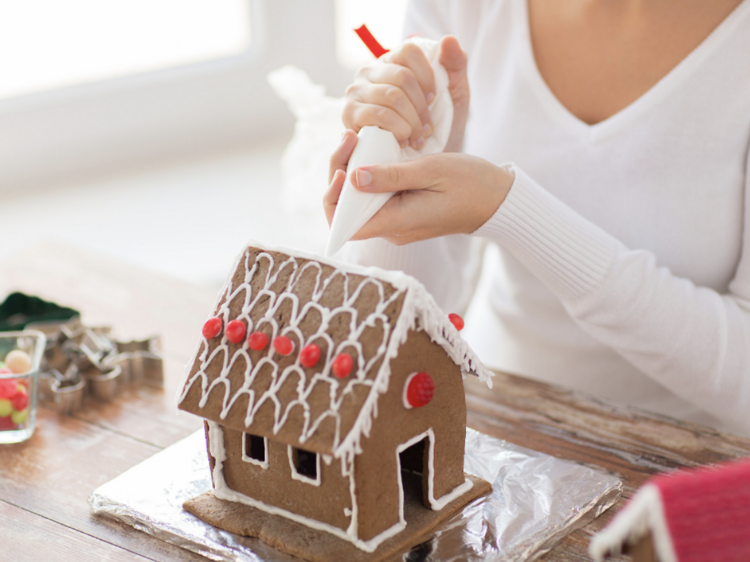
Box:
405;372;435;408
273;336;294;356
0;379;17;399
0;416;13;430
300;344;321;368
202;317;222;339
332;353;353;378
226;320;247;344
11;389;28;411
248;331;269;351
448;313;464;331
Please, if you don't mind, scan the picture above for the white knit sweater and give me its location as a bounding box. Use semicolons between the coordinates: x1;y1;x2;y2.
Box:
340;0;750;436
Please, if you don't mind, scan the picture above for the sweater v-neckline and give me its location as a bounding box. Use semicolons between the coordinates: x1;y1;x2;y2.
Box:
516;0;750;145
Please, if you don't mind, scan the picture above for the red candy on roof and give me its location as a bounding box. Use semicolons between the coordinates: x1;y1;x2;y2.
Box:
226;320;247;344
300;344;321;368
273;336;294;356
332;353;353;378
448;313;464;331
248;331;268;351
202;317;222;339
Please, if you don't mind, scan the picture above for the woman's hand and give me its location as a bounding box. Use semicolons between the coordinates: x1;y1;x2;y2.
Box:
343;35;470;153
325;130;514;245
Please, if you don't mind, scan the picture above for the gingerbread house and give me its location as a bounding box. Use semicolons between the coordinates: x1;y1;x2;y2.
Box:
589;458;750;562
176;242;493;559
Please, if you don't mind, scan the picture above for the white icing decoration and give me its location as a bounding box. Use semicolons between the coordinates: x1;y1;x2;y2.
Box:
287;445;321;486
397;428;473;512
589;484;677;562
207;421;404;552
241;433;269;469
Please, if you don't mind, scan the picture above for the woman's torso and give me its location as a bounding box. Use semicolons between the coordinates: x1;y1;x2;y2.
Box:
452;0;750;424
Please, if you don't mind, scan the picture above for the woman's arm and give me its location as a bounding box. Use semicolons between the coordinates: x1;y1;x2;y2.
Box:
330;1;481;313
477;165;750;434
330;145;750;434
327;133;490;314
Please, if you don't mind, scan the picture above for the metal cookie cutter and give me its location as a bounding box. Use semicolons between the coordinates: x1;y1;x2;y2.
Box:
43;365;86;416
30;318;163;415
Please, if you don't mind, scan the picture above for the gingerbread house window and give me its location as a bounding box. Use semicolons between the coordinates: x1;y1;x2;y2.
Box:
242;433;268;468
288;445;320;485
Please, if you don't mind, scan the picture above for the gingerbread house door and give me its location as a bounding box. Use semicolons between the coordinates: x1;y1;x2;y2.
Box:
397;431;432;510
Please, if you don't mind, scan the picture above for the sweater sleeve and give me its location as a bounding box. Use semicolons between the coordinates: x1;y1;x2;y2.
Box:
474;164;750;434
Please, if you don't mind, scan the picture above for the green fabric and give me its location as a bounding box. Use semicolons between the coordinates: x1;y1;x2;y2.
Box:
0;292;79;332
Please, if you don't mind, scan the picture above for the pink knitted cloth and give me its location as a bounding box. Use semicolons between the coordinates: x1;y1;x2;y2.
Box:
654;458;750;562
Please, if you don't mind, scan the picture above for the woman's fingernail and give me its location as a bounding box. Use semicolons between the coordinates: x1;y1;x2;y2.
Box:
355;169;372;187
426;92;435;104
415;136;425;149
422;123;432;137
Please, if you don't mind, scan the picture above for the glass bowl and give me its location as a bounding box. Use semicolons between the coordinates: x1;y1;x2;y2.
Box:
0;330;46;444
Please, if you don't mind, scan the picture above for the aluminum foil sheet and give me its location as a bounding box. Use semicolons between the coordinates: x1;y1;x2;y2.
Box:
89;429;621;561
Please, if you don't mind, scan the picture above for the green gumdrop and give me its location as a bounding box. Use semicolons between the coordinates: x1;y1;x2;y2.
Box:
0;399;11;417
11;408;28;425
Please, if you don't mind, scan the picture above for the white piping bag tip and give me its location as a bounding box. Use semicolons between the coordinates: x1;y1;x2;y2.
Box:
326;126;401;256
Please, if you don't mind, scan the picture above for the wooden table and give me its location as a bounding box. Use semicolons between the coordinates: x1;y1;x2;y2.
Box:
2;244;749;561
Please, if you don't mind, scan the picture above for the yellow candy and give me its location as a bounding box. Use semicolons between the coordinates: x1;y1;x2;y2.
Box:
11;408;28;425
5;350;32;374
0;399;11;417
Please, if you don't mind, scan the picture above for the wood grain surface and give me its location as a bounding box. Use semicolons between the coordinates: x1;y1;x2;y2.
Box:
1;243;749;562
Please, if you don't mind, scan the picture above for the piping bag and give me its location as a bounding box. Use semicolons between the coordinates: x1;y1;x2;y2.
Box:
325;36;453;256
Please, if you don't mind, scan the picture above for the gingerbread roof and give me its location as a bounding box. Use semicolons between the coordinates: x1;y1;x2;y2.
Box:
589;458;750;562
177;241;492;463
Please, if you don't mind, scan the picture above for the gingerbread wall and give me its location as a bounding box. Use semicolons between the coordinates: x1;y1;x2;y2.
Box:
352;328;467;542
214;426;353;532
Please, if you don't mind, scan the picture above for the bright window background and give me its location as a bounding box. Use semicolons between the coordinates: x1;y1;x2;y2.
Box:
0;0;251;101
335;0;408;70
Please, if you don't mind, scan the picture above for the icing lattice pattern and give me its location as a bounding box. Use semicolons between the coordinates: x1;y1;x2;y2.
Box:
179;248;405;454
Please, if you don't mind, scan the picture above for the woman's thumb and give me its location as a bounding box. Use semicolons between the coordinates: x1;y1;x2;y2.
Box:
439;36;467;72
